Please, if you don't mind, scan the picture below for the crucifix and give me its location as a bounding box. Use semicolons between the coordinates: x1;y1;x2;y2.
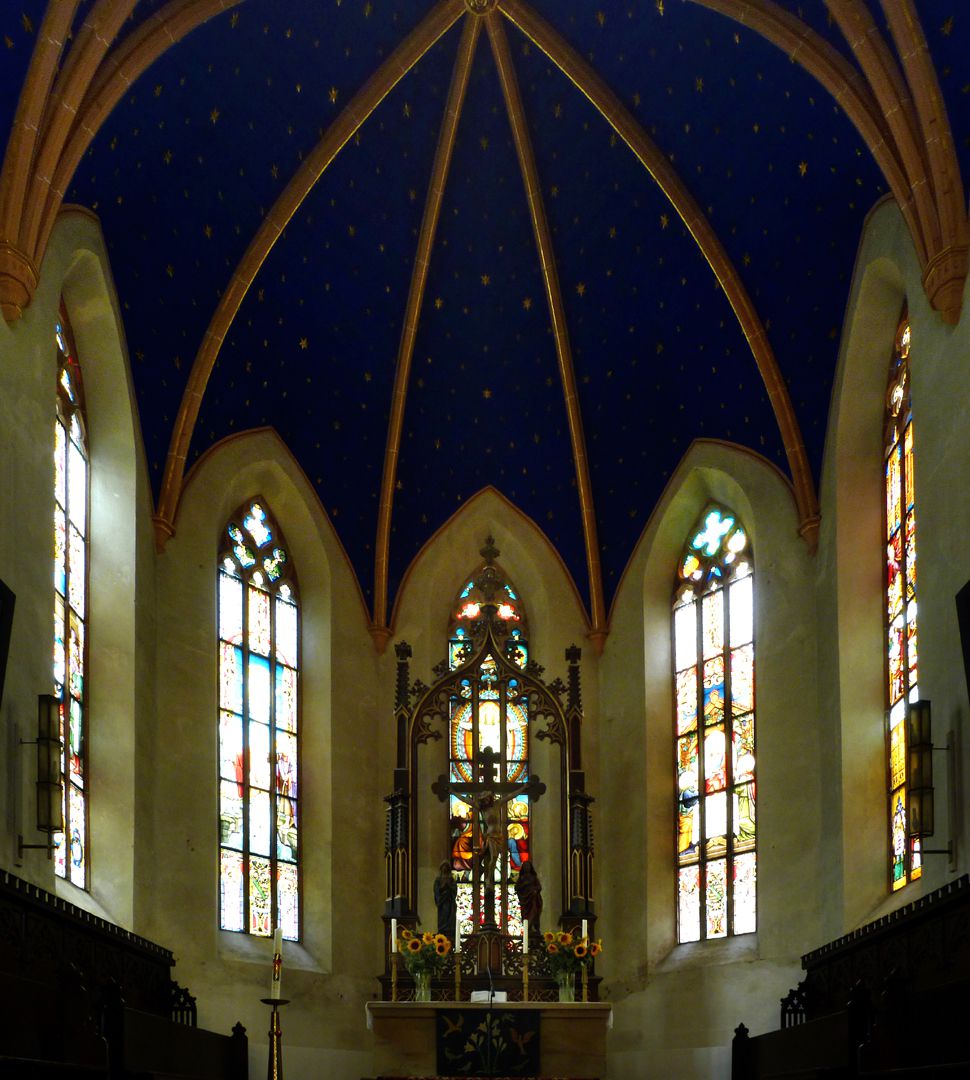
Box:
432;745;546;932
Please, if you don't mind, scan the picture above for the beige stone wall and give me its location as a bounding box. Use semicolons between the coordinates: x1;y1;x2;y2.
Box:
2;202;970;1078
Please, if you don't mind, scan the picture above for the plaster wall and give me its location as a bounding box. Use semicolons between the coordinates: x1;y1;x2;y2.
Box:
817;199;970;933
0;210;153;926
598;440;818;1078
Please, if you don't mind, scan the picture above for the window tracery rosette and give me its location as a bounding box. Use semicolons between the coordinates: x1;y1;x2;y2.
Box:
885;317;921;891
218;500;300;939
447;563;531;940
53;318;89;888
673;505;756;942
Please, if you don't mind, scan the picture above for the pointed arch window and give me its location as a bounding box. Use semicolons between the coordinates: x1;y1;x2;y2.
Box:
218;500;300;939
885;317;921;891
53;318;89;888
448;557;531;937
673;506;756;942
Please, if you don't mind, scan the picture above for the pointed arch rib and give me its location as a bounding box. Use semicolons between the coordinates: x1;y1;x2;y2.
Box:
486;13;606;641
880;0;967;322
372;13;481;640
690;0;929;265
823;0;940;260
36;0;244;262
154;0;466;549
0;1;78;245
22;0;140;256
497;0;819;547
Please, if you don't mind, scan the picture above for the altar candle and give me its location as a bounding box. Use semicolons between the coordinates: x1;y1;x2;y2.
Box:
270;927;283;1000
390;918;398;952
455;910;461;951
581;919;588;941
523;922;529;955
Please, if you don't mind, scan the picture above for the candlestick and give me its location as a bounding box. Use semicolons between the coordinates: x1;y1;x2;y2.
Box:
260;998;290;1080
390;918;398;952
391;951;399;1002
270;927;283;1000
581;963;589;1003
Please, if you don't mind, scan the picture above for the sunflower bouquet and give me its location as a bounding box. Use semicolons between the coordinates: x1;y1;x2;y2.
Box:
541;929;603;977
397;928;453;976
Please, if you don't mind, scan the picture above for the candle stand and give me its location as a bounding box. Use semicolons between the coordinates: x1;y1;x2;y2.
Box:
522;947;530;1002
390;951;399;1002
260;998;289;1080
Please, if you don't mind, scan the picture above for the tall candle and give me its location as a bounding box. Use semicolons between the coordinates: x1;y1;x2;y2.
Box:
455;910;461;951
581;919;588;941
270;927;283;1000
523;922;529;955
390;918;398;952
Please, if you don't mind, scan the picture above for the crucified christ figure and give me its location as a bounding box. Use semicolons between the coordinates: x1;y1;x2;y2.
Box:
459;784;530;887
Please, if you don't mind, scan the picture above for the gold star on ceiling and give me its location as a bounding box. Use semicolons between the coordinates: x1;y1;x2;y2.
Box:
660;214;669;229
434;297;443;309
483;388;492;399
522;297;532;310
481;274;490;286
799;161;808;176
576;282;586;297
210;107;220;124
299;337;308;349
329;87;338;104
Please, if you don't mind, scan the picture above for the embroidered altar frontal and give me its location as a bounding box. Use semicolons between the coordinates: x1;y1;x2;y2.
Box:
437;1007;540;1076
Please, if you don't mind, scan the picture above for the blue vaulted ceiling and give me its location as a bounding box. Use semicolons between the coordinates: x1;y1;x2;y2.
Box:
3;1;968;620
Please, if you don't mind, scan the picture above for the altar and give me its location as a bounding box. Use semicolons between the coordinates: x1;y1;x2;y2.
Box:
366;1001;612;1079
371;542;607;1078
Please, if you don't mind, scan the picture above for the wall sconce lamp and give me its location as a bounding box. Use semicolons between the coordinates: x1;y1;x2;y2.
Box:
18;694;64;859
906;699;955;861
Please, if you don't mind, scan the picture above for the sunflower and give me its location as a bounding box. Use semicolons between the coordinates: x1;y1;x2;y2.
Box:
422;931;435;945
590;940;603;957
574;943;588;958
556;931;573;946
401;928;414;941
543;931;556;943
407;937;423;954
547;942;559;954
435;941;450;956
434;933;448;947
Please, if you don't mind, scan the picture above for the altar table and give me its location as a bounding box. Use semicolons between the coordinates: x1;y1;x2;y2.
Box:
365;1000;612;1079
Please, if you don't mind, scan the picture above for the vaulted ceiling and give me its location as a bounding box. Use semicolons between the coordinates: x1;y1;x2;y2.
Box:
2;1;967;645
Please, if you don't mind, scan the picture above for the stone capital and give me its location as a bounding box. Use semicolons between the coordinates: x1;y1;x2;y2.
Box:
0;242;38;322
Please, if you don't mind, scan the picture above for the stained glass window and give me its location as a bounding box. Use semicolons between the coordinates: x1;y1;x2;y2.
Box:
885;317;921;891
53;319;89;888
448;567;530;939
673;505;756;942
218;500;300;939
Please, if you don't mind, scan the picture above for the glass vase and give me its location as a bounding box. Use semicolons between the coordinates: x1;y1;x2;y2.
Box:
556;971;575;1002
414;971;432;1002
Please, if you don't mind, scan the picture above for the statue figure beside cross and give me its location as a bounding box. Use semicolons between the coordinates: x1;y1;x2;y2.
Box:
432;745;546;931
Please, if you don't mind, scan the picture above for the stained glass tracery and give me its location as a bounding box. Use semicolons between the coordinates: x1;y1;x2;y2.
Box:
53;319;88;888
885;318;921;891
674;506;756;942
218;500;300;939
448;567;530;939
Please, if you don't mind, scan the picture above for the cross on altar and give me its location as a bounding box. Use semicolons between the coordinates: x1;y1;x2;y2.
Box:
432;746;546;931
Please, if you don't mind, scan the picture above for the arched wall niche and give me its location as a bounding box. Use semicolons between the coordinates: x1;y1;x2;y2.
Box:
390;487;593;942
0;208;148;927
599;439;817;1074
819;196;968;933
153;427;379;1023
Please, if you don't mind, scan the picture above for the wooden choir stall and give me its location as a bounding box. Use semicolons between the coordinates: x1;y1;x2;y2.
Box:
367;541;611;1079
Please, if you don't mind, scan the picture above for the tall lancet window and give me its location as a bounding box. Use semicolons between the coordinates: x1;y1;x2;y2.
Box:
218;500;300;939
53;318;89;887
885;317;921;891
673;506;756;942
448;555;531;938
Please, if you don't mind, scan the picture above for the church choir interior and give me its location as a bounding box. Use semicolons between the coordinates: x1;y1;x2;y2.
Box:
3;1;970;1077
